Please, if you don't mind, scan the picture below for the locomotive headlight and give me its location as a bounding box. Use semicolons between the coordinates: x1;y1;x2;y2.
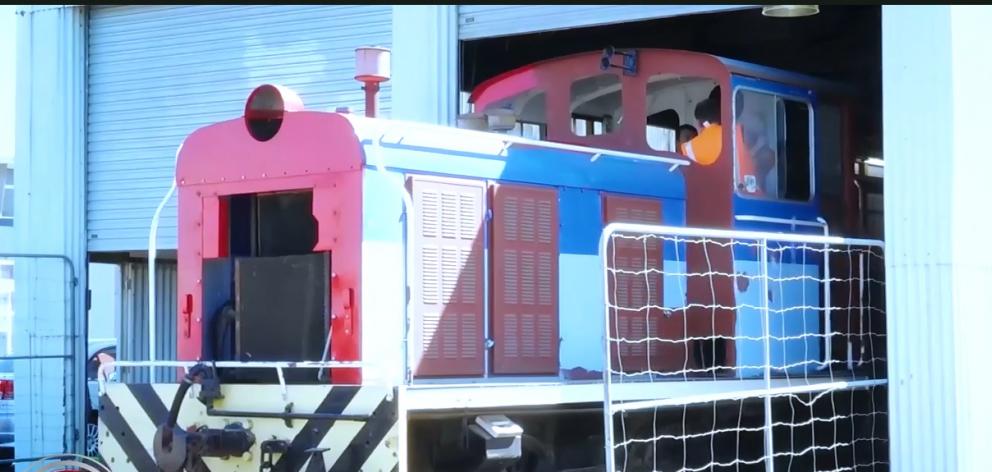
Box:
244;84;305;142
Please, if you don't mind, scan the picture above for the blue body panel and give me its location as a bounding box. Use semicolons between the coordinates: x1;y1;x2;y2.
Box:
729;74;826;377
558;188;608;376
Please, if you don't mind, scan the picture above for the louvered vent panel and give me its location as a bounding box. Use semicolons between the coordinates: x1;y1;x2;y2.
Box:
411;176;485;377
604;195;684;374
492;184;559;375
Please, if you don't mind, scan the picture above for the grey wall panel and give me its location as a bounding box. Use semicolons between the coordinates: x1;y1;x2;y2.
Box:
458;5;756;40
118;260;177;383
87;5;392;251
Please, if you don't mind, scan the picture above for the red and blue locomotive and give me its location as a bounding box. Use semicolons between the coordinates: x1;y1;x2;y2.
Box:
96;47;877;472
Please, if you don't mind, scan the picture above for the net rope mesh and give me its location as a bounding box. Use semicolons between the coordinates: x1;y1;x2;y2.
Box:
604;230;888;472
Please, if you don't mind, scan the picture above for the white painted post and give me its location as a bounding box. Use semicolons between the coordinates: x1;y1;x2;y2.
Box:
883;5;992;471
12;4;88;463
390;5;459;125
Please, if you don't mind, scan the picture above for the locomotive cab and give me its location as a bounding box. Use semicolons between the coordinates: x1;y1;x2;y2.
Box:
470;48;862;378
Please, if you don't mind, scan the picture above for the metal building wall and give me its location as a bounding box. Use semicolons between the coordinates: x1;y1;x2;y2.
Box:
457;5;756;40
117;260;177;383
86;5;393;252
882;5;992;471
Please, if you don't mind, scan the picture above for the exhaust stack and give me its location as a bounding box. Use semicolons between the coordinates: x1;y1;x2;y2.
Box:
355;46;391;118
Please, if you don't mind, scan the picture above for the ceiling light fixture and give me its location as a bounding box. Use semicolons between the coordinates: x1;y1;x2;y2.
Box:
762;5;820;17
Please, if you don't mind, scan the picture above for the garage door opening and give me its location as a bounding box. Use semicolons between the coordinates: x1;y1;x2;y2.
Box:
460;5;883;238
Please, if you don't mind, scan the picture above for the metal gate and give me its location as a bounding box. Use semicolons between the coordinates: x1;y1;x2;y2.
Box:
0;253;86;469
599;224;889;471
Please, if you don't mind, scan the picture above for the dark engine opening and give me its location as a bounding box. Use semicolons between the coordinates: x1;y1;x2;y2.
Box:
202;190;331;384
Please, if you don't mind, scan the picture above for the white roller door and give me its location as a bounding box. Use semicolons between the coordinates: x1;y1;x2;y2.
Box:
458;5;756;40
86;5;391;252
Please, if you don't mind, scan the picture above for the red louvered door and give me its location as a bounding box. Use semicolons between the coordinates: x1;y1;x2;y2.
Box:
410;176;486;377
491;184;559;375
604;195;684;375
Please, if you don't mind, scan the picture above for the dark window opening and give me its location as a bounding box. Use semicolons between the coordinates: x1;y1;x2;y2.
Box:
780;99;811;201
0;164;13;225
228;191;317;258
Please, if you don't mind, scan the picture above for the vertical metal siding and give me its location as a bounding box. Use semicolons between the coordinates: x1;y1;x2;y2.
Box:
411;176;486;377
86;5;392;252
882;6;955;471
13;4;88;457
391;6;459;125
118;260;177;383
457;5;757;40
491;184;559;375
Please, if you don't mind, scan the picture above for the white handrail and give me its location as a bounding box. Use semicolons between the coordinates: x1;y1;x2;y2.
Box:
601;222;882;249
108;360;364;369
146;143;183;383
99;360;370;396
734;214;829;232
348;114;692;171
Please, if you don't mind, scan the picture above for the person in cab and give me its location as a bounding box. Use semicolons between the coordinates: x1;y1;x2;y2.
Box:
680;87;776;197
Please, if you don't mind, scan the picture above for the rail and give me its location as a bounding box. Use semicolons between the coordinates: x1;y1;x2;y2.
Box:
350;115;693;171
100;360;370;402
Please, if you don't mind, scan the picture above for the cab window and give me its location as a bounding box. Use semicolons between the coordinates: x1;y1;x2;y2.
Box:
733;89;812;201
645;75;719;156
570;73;622;137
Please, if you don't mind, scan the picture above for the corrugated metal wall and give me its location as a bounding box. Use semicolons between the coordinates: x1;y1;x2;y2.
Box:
118;260;177;383
457;5;756;40
86;5;392;252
